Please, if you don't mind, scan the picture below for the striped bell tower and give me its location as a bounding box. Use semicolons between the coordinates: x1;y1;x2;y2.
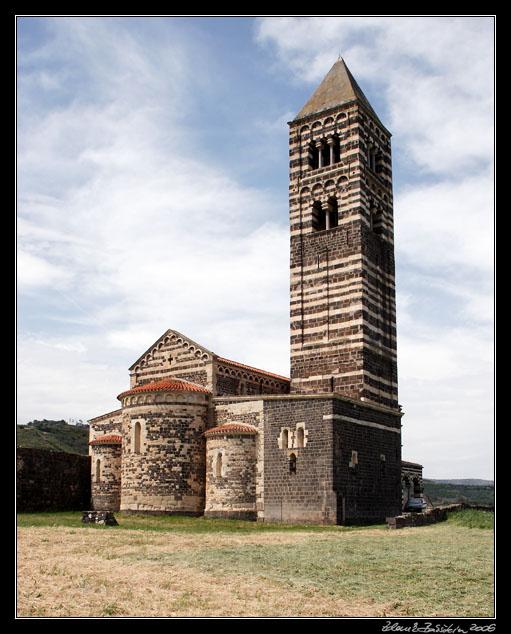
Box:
288;57;399;410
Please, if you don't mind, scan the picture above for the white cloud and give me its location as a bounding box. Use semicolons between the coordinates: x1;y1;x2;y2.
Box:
17;17;494;479
395;170;494;274
17;249;74;290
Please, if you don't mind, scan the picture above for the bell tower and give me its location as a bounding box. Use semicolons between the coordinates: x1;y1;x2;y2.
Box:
289;58;398;409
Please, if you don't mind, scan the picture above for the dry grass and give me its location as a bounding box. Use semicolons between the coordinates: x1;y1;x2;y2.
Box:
16;516;494;618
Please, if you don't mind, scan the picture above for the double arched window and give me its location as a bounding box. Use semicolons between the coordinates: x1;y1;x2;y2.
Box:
312;198;339;232
309;135;341;170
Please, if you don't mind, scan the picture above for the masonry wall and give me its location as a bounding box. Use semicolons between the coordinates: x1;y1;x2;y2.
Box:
129;332;212;390
208;399;264;519
331;396;402;524
17;447;91;512
90;443;122;511
262;397;338;525
289;100;398;410
120;392;209;514
204;433;257;520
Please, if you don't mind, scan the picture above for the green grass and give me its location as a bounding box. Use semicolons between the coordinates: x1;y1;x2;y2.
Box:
446;509;495;529
16;510;381;534
17;510;495;617
163;528;493;616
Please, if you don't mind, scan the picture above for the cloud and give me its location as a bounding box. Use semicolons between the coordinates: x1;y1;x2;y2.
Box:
255;16;494;478
17;17;494;478
17;17;291;425
256;16;494;176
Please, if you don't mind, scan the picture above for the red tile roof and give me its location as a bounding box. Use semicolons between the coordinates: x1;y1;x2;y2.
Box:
118;378;211;400
217;357;290;382
89;434;122;445
203;424;258;437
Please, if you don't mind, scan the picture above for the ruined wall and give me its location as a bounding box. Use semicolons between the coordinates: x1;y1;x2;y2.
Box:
17;447;91;511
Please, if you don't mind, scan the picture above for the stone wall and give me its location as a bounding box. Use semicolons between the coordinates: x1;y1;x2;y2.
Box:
263;396;337;524
120;391;209;514
204;432;258;520
332;395;402;524
206;399;264;520
17;447;91;511
262;393;402;525
387;504;495;529
90;441;122;511
288;88;398;410
129;331;213;391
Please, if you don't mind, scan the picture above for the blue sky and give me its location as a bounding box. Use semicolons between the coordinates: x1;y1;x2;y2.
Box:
16;16;495;480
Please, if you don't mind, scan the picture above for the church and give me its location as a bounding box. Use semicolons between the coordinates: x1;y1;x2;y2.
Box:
88;58;423;525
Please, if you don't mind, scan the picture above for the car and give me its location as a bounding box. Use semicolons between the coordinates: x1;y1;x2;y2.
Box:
404;497;427;512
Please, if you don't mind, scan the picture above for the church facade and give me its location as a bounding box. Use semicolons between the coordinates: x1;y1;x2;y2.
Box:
89;58;421;525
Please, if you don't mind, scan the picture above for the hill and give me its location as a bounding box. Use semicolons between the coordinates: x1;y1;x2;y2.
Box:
16;419;89;455
423;479;494;507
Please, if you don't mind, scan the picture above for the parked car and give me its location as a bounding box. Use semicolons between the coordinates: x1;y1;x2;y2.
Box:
404;497;427;512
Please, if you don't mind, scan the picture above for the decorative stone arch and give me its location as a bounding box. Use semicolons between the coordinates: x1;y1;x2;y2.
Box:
295;423;308;448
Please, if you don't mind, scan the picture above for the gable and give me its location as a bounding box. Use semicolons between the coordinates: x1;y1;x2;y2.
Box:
128;329;215;390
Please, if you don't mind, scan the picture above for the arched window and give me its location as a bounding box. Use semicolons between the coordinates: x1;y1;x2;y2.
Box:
312;200;326;231
296;427;304;448
95;458;101;482
289;453;297;475
134;421;141;453
281;429;289;449
312;198;338;232
215;452;223;477
327;197;339;229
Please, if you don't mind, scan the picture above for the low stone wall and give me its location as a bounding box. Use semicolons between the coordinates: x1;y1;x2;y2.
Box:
17;447;91;512
387;503;494;529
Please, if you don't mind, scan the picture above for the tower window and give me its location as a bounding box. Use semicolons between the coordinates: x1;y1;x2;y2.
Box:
312;198;338;232
289;453;297;474
309;135;341;170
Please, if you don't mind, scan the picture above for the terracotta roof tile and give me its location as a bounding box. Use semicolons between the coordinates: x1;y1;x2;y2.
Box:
203;424;258;437
216;357;290;382
89;434;122;445
118;378;211;400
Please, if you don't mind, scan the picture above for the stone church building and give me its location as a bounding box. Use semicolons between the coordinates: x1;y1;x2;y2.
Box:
89;58;423;525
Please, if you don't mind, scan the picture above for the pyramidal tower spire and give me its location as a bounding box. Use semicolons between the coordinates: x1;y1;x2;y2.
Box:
294;56;380;123
288;57;398;409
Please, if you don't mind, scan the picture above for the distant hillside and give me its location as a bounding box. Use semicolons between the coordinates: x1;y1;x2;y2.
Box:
423;479;494;507
430;479;494;486
17;419;89;455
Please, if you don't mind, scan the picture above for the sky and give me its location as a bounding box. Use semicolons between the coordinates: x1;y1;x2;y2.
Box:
16;15;495;480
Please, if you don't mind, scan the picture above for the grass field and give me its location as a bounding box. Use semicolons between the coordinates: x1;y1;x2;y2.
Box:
16;511;494;618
